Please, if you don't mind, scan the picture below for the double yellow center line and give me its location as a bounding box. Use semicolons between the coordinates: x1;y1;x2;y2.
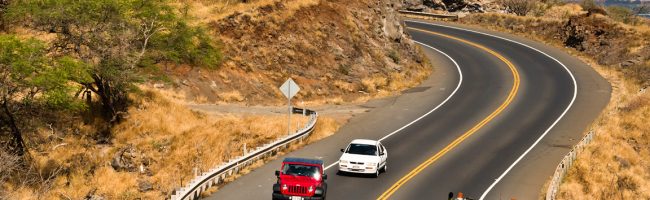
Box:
377;27;521;200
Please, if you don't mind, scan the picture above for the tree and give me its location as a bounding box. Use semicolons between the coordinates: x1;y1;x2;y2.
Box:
0;0;9;30
7;0;220;139
0;35;85;155
499;0;536;16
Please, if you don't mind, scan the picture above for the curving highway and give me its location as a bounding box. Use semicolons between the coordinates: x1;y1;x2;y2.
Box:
206;20;610;200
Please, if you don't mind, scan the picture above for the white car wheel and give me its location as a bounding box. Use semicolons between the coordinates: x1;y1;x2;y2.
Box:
374;165;380;178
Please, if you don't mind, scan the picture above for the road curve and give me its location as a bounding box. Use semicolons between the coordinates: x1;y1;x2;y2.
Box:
206;20;610;200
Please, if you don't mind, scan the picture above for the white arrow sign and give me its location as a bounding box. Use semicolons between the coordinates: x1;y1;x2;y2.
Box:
279;78;300;99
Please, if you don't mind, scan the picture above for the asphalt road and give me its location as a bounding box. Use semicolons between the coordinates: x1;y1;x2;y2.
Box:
206;20;610;200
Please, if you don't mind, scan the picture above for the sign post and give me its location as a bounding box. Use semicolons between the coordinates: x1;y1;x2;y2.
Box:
279;78;300;135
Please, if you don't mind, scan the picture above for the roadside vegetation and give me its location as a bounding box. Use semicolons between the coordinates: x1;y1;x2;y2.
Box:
460;0;649;198
1;0;222;198
1;0;429;199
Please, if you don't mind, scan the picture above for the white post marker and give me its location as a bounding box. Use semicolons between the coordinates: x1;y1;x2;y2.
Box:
279;78;300;135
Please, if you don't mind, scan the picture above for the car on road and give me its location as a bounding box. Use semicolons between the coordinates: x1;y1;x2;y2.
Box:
338;139;387;177
273;157;327;200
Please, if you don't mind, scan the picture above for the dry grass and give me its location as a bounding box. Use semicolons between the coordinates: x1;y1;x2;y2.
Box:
180;0;433;105
216;90;245;102
307;117;341;143
194;94;210;103
324;96;345;105
0;89;342;199
541;3;584;20
175;0;321;24
332;80;357;93
556;67;650;199
361;76;388;93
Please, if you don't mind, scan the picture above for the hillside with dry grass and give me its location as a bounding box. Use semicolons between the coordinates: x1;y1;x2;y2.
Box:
457;2;649;199
1;0;432;199
158;0;430;105
2;89;342;199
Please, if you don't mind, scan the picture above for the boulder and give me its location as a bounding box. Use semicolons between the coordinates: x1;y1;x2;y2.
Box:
621;60;636;67
85;195;105;200
111;146;138;172
403;0;423;7
381;4;405;43
408;0;491;12
465;3;485;13
443;0;467;12
84;189;105;200
424;0;447;10
138;180;154;192
406;4;428;12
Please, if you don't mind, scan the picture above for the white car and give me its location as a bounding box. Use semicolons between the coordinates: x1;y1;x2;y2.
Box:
337;139;387;177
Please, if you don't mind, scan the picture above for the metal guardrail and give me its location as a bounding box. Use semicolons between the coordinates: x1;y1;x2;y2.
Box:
170;107;318;200
545;131;595;200
397;10;459;20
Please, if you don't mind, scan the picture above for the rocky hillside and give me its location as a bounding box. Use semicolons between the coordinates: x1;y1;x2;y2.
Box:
164;0;430;105
403;0;500;13
463;13;650;86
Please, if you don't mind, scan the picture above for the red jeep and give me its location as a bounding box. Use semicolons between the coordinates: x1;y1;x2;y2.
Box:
273;157;328;200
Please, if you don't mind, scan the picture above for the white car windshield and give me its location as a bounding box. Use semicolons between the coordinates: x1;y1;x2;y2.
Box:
345;144;377;156
282;164;321;179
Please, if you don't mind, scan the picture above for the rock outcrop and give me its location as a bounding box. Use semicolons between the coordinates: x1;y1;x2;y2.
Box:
403;0;496;13
179;0;429;105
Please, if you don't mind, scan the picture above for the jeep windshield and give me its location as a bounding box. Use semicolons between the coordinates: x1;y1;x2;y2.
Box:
345;143;377;155
282;164;321;179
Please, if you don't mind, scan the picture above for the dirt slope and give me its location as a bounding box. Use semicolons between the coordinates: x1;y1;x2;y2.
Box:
162;0;430;105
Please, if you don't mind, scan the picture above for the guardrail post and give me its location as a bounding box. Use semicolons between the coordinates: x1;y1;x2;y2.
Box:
243;143;247;155
546;130;598;200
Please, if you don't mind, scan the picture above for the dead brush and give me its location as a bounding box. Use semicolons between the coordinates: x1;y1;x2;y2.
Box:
3;89;330;199
173;0;321;24
557;74;650;199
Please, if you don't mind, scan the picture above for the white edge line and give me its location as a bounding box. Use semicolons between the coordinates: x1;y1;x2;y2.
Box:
404;20;578;199
324;40;464;171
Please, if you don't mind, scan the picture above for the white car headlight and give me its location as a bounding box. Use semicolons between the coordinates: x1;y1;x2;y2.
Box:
366;162;377;166
340;160;348;164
